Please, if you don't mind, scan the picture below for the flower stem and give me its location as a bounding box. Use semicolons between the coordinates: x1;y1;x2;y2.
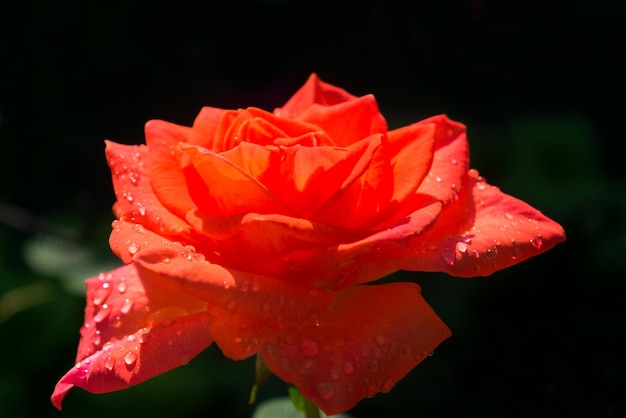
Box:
303;397;321;418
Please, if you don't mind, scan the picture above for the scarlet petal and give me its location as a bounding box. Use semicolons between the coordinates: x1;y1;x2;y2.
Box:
414;115;469;205
106;141;190;238
180;143;288;216
51;263;212;410
294;94;388;147
275;74;357;119
259;283;451;416
143;120;202;220
190;106;226;147
396;169;566;276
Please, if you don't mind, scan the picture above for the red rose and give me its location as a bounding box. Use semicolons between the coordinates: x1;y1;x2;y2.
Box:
52;74;565;414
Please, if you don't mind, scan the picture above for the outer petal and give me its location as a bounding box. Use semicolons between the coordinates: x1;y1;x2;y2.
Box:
275;73;357;119
51;263;213;409
143;120;202;220
348;169;566;277
259;283;451;416
106;141;190;236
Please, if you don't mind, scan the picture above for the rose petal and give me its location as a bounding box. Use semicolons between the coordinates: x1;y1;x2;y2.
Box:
51;263;213;410
358;169;566;277
275;73;357;119
190;106;226;147
414;115;469;205
113;218;337;320
294;94;388;147
106;141;190;237
313;122;436;229
180;143;289;216
259;283;451;416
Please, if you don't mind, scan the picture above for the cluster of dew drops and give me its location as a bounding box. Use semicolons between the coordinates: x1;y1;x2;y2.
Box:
421;168;544;272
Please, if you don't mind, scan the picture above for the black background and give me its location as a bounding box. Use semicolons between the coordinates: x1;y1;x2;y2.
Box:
1;1;624;417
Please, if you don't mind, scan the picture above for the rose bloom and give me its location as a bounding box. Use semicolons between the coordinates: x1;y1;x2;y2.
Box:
52;74;565;415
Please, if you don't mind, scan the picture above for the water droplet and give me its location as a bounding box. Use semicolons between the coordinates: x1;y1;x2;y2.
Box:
161;256;170;263
435;176;442;183
162;318;175;327
329;369;340;380
117;281;127;293
233;336;243;344
505;212;514;220
124;351;137;367
375;335;386;346
180;354;190;365
140;332;152;344
455;241;467;253
381;378;394;392
367;360;379;371
450;157;458;165
94;304;110;323
441;250;455;266
128;242;140;255
300;340;318;357
372;347;382;358
120;298;133;314
317;383;334;399
251;282;260;292
92;284;111;306
343;362;354;374
530;236;543;249
104;356;115;371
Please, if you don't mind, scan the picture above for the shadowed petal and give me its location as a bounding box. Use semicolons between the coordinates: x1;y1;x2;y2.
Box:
258;283;451;416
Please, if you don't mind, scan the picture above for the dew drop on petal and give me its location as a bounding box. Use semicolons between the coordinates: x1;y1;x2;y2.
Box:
124;351;137;367
343;362;354;374
367;360;379;371
441;250;455;266
455;241;467;253
299;340;318;357
530;236;543;249
375;335;386;346
120;298;133;314
329;369;340;381
317;383;334;399
128;242;140;255
381;378;394;393
117;281;127;294
140;332;152;344
94;304;110;323
104;356;115;371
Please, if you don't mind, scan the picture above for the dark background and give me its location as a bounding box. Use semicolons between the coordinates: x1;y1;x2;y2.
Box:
1;1;624;417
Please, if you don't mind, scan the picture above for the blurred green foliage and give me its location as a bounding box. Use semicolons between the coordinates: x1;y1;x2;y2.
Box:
1;1;624;417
